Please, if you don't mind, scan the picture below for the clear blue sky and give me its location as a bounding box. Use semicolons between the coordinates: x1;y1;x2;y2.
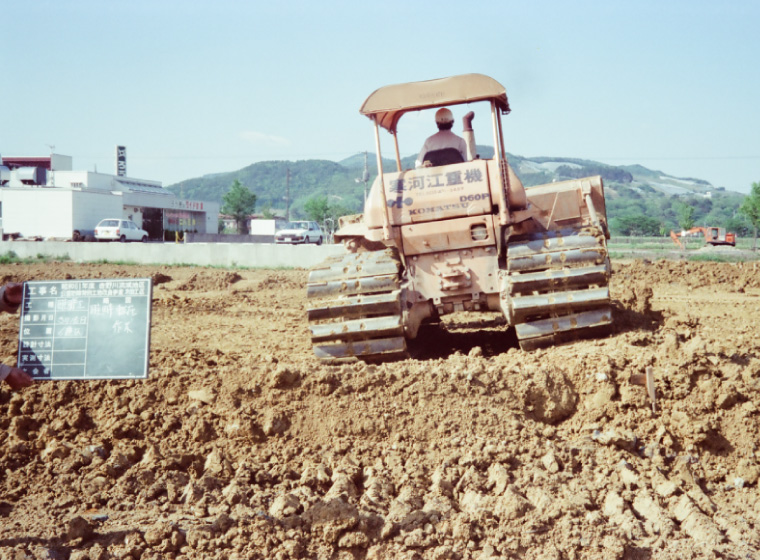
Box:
2;0;759;193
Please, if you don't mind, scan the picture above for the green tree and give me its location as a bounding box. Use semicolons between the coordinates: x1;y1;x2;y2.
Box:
725;214;753;238
260;205;277;219
304;195;331;223
739;181;760;250
675;202;695;231
221;180;257;234
609;213;661;236
303;195;352;238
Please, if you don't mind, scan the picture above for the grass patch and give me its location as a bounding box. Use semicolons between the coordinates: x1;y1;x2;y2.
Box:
686;253;759;263
37;253;71;262
609;247;760;263
77;259;297;271
85;259;141;266
199;263;298;271
0;251;19;264
608;242;671;251
0;251;73;264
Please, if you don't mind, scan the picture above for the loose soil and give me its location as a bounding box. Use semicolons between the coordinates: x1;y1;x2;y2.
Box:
1;258;759;559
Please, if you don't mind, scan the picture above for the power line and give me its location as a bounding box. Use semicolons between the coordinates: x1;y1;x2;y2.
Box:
577;156;760;162
67;152;760;162
61;151;367;161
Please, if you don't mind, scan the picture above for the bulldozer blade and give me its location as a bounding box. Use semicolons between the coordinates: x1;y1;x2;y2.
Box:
307;291;401;321
515;307;612;343
510;287;610;323
306;273;400;298
507;264;609;295
310;314;404;343
313;336;407;360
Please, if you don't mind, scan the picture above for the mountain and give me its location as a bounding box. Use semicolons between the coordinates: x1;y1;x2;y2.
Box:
168;159;367;219
165;149;750;236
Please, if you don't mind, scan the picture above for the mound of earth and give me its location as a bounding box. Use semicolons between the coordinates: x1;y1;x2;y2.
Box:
0;259;758;559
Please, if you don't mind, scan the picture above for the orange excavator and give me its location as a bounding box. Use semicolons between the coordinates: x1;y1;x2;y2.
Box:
670;227;736;250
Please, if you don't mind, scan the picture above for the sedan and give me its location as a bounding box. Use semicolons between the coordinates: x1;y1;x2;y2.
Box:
274;221;324;245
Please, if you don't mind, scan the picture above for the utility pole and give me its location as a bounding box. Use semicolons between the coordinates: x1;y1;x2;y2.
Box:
285;167;291;221
362;151;369;204
356;151;369;204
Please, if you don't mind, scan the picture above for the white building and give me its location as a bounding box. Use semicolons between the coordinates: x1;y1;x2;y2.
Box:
0;153;219;240
220;215;287;235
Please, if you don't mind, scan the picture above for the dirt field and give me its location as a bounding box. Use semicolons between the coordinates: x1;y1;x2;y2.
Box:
0;258;759;559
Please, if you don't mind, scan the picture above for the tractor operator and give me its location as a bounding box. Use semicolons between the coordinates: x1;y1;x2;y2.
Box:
415;108;469;168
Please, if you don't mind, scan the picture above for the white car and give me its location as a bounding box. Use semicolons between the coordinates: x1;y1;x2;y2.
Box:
94;219;149;242
274;221;324;245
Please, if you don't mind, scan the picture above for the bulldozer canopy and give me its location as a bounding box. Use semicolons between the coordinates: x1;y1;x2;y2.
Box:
359;73;510;133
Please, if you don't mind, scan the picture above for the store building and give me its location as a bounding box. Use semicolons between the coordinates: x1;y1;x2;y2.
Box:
0;151;219;241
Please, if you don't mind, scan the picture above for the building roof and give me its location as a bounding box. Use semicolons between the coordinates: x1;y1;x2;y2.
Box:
2;157;52;170
115;179;171;196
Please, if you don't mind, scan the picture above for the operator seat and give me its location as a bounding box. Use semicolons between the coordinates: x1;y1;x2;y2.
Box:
421;148;465;167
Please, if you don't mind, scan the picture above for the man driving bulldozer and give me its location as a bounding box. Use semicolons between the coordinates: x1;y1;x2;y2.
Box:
415;108;476;168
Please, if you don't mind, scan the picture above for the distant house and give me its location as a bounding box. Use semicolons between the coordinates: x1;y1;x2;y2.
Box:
219;214;240;233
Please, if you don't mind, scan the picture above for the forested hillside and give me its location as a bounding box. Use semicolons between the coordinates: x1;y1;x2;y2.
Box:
166;150;754;236
167;160;367;220
505;155;749;236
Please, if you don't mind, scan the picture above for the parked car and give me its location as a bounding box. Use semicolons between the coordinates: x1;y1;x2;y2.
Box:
94;219;149;242
274;221;324;245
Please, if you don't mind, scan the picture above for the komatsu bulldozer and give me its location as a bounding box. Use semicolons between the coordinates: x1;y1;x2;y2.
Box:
307;74;612;361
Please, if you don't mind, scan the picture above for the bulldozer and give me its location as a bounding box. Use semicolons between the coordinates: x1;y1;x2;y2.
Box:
306;74;612;361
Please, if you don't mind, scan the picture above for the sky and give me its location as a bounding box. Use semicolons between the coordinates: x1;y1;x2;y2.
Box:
2;0;759;193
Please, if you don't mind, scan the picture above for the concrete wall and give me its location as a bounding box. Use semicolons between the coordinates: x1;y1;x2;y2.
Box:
0;240;346;269
185;233;275;244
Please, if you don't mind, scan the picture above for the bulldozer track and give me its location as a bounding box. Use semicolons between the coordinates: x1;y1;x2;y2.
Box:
504;227;612;350
306;249;408;361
